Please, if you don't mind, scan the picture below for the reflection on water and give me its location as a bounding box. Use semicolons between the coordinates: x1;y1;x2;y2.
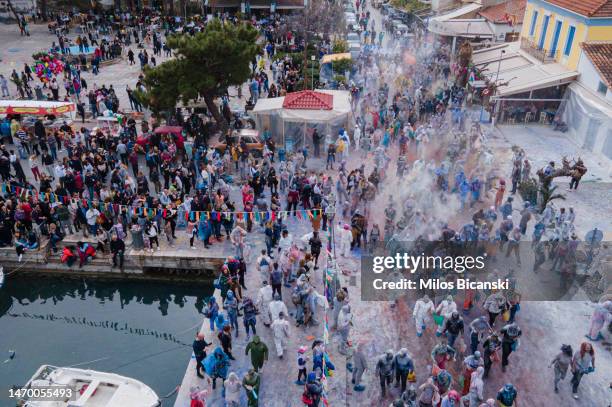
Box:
0;276;214;405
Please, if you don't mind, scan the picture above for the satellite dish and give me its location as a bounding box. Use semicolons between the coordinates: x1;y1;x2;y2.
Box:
585;228;603;244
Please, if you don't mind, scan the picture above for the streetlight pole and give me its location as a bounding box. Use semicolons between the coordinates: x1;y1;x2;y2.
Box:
311;55;316;90
490;49;506;124
495;49;506;83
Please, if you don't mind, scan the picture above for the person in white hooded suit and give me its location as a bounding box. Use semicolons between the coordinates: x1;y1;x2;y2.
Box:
256;280;274;326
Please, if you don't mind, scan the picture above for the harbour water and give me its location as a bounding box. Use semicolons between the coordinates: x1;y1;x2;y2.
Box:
0;276;213;405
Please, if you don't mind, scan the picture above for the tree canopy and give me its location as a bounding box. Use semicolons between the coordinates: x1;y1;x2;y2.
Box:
139;19;260;125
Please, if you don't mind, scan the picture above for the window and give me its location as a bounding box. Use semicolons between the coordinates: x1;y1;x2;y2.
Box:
550;20;562;56
529;11;538;36
539;14;550;50
564;26;575;56
597;81;608;95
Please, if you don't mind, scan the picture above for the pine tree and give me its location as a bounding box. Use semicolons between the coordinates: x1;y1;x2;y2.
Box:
137;19;259;129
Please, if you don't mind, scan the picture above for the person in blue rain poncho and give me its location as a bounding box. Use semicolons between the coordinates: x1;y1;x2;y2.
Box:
203;346;231;390
198;217;211;248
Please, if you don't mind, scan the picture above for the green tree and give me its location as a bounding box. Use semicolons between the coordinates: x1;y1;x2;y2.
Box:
138;19;259;127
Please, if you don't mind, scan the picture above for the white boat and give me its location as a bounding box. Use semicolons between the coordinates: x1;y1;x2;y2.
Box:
20;365;161;407
0;267;4;288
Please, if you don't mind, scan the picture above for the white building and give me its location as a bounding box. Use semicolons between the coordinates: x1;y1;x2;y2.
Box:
577;42;612;104
558;41;612;161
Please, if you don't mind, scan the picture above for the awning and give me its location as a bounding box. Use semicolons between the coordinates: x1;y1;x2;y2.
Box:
0;100;75;116
429;3;482;22
320;53;351;64
473;42;578;97
492;65;577;96
428;19;494;38
209;0;240;8
154;125;183;136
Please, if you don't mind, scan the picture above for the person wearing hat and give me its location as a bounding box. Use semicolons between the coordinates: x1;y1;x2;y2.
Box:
303;372;323;406
393;348;414;393
500;322;522;372
296;345;309;385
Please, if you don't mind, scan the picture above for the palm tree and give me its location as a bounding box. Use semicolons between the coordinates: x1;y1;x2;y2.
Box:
538;184;565;212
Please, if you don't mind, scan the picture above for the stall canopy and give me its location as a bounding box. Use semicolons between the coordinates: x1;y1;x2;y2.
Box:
253;90;351;123
154;125;183;136
252;90;352;152
154;125;184;148
320;53;352;64
0;100;76;116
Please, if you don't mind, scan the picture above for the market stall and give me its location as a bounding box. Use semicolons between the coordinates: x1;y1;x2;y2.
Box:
0;100;76;141
0;100;76;116
251;90;352;152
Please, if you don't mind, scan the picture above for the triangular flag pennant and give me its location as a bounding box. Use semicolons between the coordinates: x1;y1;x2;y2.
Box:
196;212;200;221
217;212;221;221
301;209;308;219
254;211;260;222
296;210;302;220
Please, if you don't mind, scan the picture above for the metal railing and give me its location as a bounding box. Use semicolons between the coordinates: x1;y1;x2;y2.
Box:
520;37;559;63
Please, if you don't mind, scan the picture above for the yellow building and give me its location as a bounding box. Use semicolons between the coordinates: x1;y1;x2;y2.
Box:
520;0;612;70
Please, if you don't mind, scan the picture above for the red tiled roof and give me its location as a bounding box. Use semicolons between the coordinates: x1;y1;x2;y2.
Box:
282;90;333;110
581;42;612;87
478;0;526;24
544;0;612;17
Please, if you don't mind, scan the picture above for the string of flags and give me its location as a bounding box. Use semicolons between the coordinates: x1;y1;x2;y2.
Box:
320;218;335;407
1;183;324;222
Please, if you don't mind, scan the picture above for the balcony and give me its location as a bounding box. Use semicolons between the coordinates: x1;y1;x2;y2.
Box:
520;37;559;63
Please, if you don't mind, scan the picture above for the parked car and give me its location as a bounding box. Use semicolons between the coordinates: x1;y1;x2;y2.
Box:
347;41;361;59
381;3;394;15
214;129;264;156
347;32;360;43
